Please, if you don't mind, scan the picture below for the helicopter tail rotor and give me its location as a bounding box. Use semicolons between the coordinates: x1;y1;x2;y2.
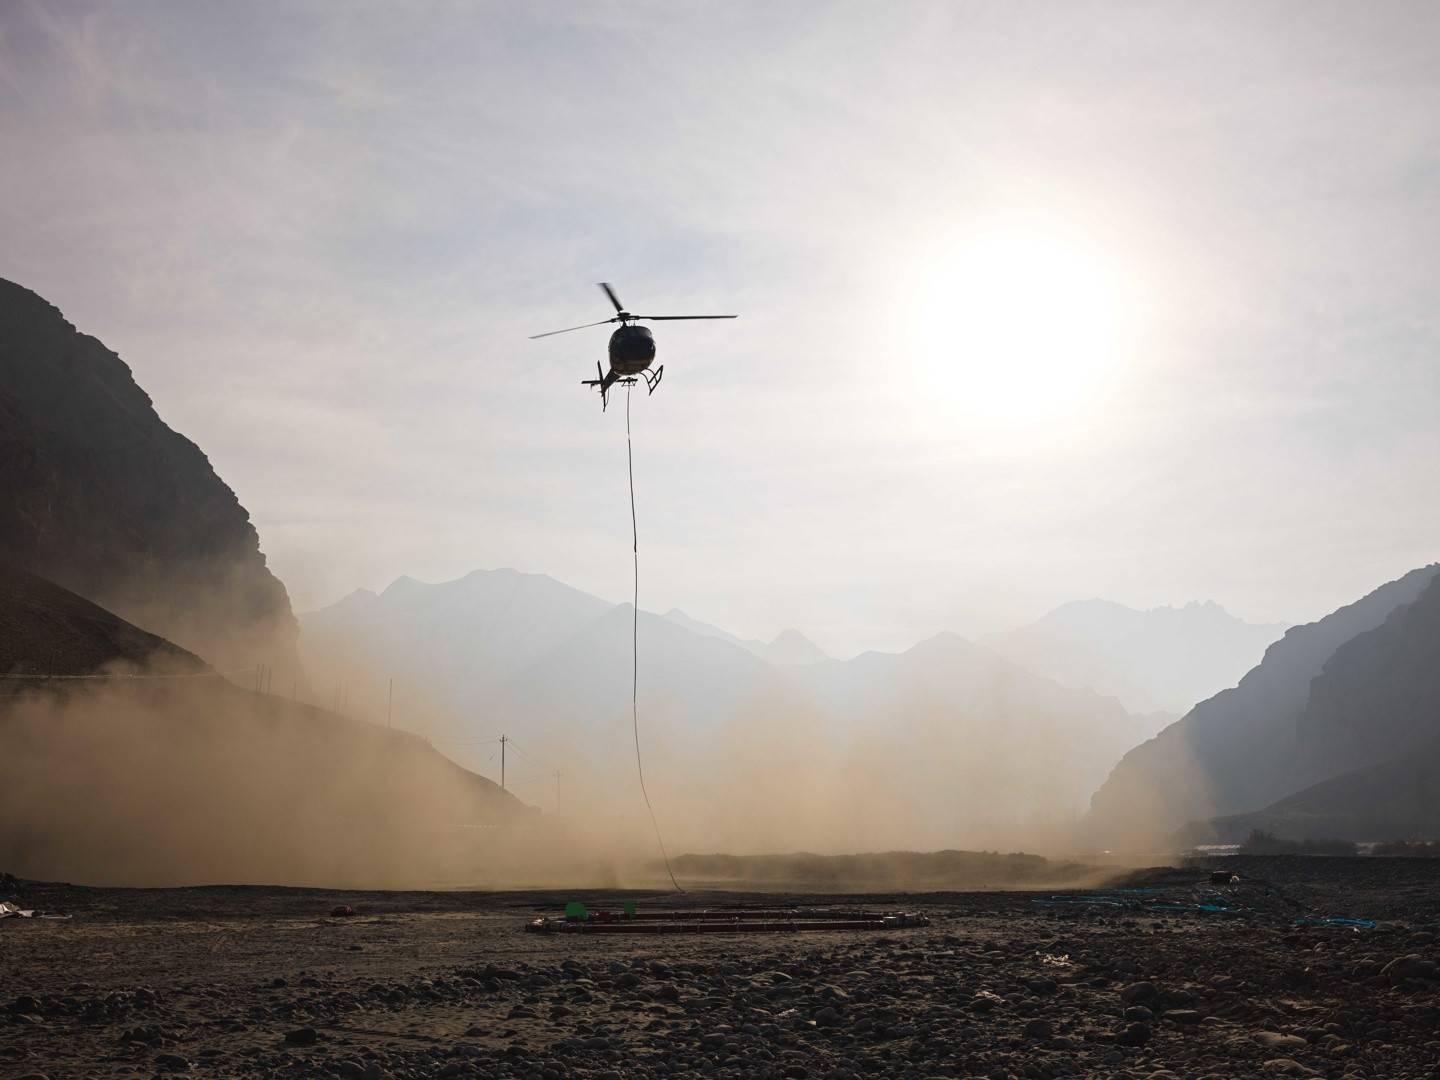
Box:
581;361;611;411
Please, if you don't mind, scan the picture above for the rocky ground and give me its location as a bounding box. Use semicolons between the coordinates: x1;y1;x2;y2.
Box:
3;856;1439;1079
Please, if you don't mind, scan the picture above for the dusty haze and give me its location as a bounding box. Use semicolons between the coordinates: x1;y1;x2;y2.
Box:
4;5;1439;890
0;670;597;890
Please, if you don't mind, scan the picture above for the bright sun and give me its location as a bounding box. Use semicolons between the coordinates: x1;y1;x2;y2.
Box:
904;225;1135;430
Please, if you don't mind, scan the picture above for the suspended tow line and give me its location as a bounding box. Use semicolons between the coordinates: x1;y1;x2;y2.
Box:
626;382;683;893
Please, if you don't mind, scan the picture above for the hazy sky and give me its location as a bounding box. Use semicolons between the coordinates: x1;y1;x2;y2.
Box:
3;1;1438;656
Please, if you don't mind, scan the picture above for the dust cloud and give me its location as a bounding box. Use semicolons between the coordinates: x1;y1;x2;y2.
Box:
0;665;634;890
436;683;1160;886
1;614;1181;892
0;652;1160;891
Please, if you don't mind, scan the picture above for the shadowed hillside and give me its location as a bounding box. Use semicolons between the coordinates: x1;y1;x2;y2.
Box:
1180;574;1440;843
1291;573;1440;792
1184;737;1440;844
0;563;206;677
0;569;539;888
0;278;300;684
1087;564;1440;847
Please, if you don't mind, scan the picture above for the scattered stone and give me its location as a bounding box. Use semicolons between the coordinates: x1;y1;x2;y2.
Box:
1259;1060;1320;1077
1381;955;1437;983
284;1027;319;1046
968;990;1005;1012
1253;1032;1308;1052
1116;1021;1152;1046
1120;982;1160;1005
1022;1018;1052;1040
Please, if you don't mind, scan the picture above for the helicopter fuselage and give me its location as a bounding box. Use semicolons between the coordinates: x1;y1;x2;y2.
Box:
529;282;733;409
608;323;656;376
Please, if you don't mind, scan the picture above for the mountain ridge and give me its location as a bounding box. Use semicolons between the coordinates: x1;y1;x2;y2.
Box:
0;277;301;683
302;569;1163;849
985;596;1287;715
0;565;530;888
1086;563;1440;847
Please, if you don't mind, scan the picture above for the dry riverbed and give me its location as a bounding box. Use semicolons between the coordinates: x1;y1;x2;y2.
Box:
3;856;1439;1079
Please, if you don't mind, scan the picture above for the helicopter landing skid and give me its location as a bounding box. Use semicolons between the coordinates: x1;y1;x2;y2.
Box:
582;366;663;412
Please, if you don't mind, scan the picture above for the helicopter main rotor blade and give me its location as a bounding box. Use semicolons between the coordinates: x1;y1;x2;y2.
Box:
598;282;625;313
634;315;739;321
528;318;617;340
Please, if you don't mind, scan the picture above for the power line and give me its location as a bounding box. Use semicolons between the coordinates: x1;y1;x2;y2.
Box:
504;738;544;765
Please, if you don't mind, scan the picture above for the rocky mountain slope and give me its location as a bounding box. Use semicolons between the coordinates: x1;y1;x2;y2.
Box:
0;563;206;677
1290;572;1440;793
1181;573;1440;842
1086;564;1440;847
1186;737;1440;844
985;598;1287;715
0;277;299;682
0;570;530;887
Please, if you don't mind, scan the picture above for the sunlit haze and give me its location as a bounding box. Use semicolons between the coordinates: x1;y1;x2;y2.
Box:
4;1;1438;656
901;219;1138;430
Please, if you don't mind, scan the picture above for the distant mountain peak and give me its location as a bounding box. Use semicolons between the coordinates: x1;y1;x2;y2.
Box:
763;628;829;667
986;596;1289;715
770;628;812;644
328;587;378;609
1044;597;1265;624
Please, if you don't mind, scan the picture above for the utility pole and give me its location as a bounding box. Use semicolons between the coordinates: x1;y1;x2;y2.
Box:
387;678;393;728
499;734;507;791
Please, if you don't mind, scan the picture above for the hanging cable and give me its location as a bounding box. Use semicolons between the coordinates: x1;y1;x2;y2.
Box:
626;382;683;892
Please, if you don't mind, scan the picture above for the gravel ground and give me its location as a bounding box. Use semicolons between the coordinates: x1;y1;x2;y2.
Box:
3;856;1439;1079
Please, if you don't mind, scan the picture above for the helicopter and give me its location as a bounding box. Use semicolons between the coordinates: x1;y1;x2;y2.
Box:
529;283;737;410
